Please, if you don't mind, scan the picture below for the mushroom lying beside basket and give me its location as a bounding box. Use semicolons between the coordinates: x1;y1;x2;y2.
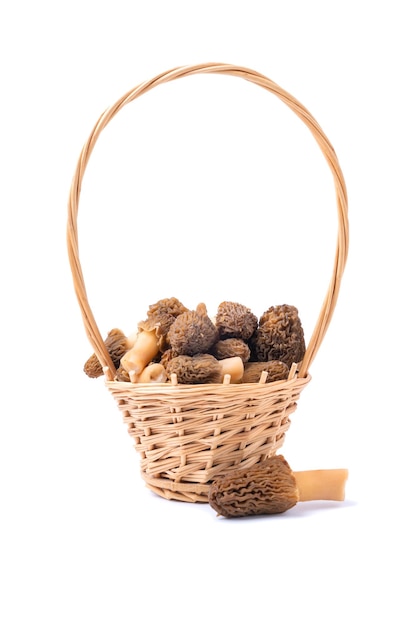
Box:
208;455;349;518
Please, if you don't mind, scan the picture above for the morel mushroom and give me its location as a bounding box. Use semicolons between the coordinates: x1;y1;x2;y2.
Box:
212;338;251;363
120;298;187;382
166;354;244;384
166;354;223;384
167;306;219;356
144;298;188;352
83;328;130;378
215;301;258;341
250;304;306;368
146;297;188;321
140;297;189;352
159;348;179;370
209;455;348;518
241;360;289;383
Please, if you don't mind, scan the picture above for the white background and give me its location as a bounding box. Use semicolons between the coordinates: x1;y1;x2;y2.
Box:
1;1;416;624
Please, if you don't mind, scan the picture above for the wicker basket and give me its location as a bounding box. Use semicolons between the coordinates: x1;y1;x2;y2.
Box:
67;63;349;503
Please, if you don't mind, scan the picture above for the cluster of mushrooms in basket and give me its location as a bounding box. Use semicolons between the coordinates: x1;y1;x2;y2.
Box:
83;297;306;385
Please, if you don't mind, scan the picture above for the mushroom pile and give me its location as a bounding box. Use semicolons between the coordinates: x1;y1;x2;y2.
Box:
83;297;306;385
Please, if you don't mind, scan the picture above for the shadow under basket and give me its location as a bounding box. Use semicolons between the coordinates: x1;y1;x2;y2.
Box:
67;63;349;503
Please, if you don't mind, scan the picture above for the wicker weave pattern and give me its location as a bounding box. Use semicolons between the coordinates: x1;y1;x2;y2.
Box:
108;374;311;501
67;63;349;502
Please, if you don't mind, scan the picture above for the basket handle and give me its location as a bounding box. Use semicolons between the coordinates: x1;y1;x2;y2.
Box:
67;62;349;381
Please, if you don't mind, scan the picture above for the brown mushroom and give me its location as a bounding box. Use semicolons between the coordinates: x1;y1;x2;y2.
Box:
166;354;223;384
139;297;189;352
144;297;188;351
146;297;188;320
83;328;130;378
120;298;188;382
211;338;251;363
208;455;348;518
241;360;289;383
250;304;306;368
215;301;258;341
167;307;219;356
166;354;244;384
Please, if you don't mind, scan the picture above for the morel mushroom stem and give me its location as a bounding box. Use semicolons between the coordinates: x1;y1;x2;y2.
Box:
137;363;167;383
293;469;348;502
120;330;159;382
219;357;244;383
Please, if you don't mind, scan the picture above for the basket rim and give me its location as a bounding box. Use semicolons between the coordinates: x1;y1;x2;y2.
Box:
67;62;349;380
106;369;312;396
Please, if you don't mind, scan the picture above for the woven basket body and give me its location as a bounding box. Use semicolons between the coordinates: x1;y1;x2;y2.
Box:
108;373;311;502
67;63;348;503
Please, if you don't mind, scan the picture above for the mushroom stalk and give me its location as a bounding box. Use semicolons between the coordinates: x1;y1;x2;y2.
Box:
120;330;159;382
137;363;167;383
293;469;348;502
219;357;244;383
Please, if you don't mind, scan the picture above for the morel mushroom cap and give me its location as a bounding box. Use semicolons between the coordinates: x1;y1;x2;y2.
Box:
209;455;348;518
250;304;306;368
215;301;258;341
167;308;219;356
121;298;188;383
166;354;222;384
83;328;129;378
146;297;188;320
209;455;298;517
242;360;289;383
211;338;251;363
138;297;188;351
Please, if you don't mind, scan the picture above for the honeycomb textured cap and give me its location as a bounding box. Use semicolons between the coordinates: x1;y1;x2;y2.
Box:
215;301;258;341
167;309;219;356
250;304;306;367
208;455;299;518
